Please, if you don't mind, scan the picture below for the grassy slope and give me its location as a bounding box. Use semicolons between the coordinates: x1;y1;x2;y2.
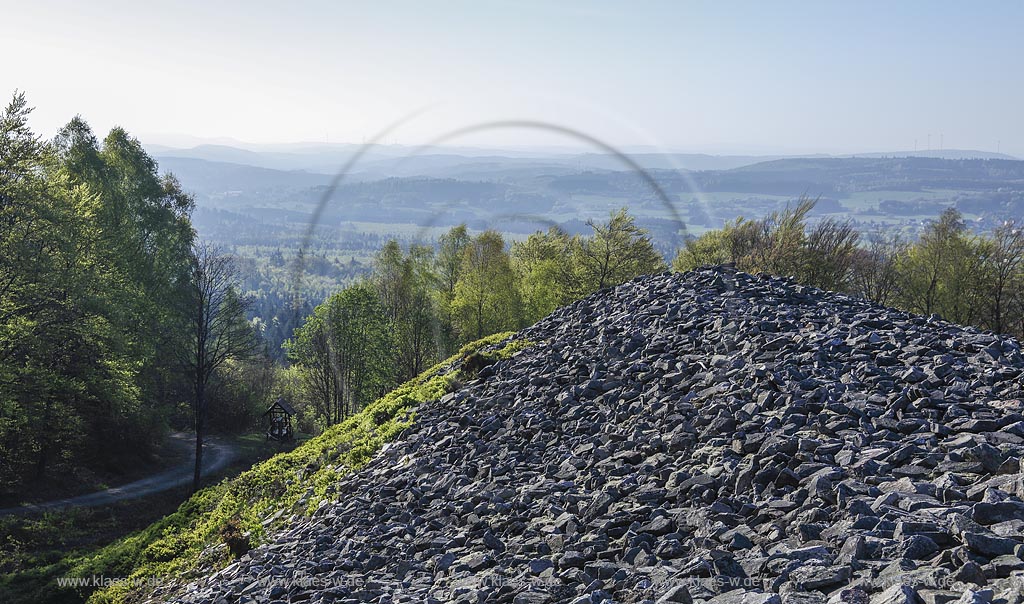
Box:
0;433;315;604
1;332;528;604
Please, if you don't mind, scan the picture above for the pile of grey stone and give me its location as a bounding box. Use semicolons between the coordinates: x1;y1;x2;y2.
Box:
165;267;1024;604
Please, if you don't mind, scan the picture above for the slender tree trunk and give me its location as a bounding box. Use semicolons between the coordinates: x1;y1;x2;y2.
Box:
35;398;53;480
193;380;205;493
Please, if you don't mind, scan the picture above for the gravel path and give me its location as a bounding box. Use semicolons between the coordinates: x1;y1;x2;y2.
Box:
0;433;236;516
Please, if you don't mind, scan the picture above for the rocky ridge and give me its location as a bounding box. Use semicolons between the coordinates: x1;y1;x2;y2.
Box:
163;267;1024;604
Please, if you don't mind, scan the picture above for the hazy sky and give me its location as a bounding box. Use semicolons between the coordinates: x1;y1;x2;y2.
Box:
4;1;1023;155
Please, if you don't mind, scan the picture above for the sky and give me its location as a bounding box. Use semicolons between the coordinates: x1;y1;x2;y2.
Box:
3;1;1023;156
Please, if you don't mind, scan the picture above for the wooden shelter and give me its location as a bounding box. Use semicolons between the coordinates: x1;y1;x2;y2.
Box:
263;397;296;442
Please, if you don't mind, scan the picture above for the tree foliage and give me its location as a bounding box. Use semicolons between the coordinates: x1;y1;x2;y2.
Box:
286;283;392;428
374;241;438;382
672;197;858;292
898;208;987;325
0;93;196;491
672;200;1024;340
978;221;1024;336
849;233;907;306
434;224;471;356
452;231;523;341
511;227;575;323
511;210;665;324
574;208;667;294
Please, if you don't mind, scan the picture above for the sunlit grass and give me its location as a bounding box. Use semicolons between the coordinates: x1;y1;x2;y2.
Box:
65;332;526;604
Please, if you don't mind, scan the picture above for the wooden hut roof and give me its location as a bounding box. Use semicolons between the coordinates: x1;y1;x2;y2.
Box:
263;398;296;416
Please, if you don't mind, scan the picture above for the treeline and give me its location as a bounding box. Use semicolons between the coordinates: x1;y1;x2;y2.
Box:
0;94;259;493
0;91;672;491
283;209;666;429
0;94;197;490
674;197;1024;338
13;88;1023;492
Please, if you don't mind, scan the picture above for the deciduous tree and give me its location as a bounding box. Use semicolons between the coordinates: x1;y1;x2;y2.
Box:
978;221;1024;335
435;225;470;355
574;208;666;295
849;233;907;306
511;227;575;324
374;241;438;382
451;231;522;340
898;208;986;325
180;243;256;492
287;283;392;427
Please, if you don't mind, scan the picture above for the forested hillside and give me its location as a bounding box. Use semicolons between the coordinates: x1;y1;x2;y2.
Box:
0;90;675;506
0;93;197;493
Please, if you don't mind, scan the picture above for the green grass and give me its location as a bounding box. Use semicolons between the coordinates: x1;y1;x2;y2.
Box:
0;332;527;604
0;431;310;604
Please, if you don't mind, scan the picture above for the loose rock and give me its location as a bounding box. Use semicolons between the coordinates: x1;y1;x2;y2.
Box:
160;268;1024;603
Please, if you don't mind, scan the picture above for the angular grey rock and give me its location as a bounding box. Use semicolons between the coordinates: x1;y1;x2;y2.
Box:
953;561;988;586
870;585;923;604
655;585;693;604
789;563;852;590
962;532;1019;557
828;589;870;604
708;592;782;604
158;268;1024;604
953;590;994;604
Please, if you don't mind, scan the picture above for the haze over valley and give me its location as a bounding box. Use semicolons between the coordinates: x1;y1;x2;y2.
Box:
153;140;1024;354
5;2;1024;603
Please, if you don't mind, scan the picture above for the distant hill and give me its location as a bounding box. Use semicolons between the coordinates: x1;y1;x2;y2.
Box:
147;143;824;178
156;156;331;196
147;140;1018;178
665;156;1024;197
728;156;1024;181
155;151;1024;214
844;149;1018;161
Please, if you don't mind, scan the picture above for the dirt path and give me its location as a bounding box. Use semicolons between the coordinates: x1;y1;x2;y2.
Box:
0;433;237;516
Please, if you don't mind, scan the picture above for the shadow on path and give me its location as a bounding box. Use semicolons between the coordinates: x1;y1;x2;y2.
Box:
0;433;236;516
